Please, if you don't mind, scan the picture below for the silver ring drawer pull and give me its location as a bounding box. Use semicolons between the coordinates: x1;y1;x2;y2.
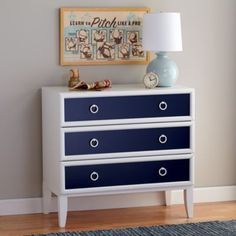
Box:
159;134;167;144
90;171;99;181
90;104;99;114
159;167;167;177
159;101;167;111
90;138;99;148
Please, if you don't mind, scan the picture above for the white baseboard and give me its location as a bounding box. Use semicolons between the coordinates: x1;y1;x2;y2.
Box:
171;186;236;204
0;186;235;216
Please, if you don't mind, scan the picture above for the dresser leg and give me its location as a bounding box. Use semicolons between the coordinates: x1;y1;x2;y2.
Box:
164;191;171;206
58;196;68;228
42;182;51;214
184;188;193;218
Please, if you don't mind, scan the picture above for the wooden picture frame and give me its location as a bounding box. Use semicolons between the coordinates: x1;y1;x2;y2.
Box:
60;7;150;66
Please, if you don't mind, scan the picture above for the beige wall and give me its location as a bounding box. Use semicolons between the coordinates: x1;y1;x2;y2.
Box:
0;0;236;199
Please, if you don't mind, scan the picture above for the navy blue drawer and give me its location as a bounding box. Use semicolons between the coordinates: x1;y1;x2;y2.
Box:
64;126;190;156
64;159;190;189
64;94;190;122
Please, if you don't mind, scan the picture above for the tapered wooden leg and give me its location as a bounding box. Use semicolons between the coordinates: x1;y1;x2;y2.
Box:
42;182;51;214
164;191;171;206
58;196;68;228
184;188;193;218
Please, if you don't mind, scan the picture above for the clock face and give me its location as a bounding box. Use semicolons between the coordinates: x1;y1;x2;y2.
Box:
143;72;159;89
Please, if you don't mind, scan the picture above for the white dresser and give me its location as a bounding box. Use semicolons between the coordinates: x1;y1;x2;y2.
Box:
42;84;195;227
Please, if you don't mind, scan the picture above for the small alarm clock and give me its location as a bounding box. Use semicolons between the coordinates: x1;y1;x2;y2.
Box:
143;72;159;89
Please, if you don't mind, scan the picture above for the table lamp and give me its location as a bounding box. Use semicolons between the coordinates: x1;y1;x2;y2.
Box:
143;12;183;87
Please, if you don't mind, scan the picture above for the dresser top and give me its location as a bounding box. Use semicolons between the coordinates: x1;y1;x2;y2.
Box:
42;84;194;97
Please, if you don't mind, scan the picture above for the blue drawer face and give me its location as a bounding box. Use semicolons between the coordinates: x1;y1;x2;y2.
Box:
64;127;190;156
65;159;190;189
64;94;190;122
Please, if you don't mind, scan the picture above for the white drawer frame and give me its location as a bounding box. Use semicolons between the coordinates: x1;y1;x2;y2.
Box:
60;154;194;195
60;121;195;161
60;89;195;127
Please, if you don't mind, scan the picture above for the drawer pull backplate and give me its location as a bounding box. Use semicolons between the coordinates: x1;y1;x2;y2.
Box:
90;104;99;114
159;101;168;111
159;167;167;177
90;138;99;148
90;171;99;181
159;134;168;144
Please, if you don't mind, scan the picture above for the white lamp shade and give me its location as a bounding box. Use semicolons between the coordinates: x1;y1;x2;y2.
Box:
143;12;183;52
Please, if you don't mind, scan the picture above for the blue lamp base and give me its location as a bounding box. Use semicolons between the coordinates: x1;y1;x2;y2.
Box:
146;52;179;87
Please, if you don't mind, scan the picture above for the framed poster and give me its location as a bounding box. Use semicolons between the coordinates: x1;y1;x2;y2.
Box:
60;8;150;65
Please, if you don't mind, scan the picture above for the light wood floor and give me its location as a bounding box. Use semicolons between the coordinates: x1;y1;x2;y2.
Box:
0;201;235;236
